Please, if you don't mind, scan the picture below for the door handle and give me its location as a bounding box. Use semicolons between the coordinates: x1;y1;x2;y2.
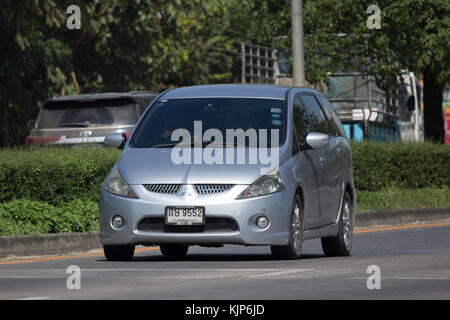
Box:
336;147;343;157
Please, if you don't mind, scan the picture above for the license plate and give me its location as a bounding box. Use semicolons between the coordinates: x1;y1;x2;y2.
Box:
165;207;205;225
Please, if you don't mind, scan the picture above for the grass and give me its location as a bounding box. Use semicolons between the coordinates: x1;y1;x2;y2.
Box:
357;187;450;212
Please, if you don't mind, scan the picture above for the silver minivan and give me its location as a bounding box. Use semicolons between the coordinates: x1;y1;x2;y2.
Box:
100;84;356;260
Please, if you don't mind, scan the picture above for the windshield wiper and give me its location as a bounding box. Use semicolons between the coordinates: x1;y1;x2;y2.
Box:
152;142;183;148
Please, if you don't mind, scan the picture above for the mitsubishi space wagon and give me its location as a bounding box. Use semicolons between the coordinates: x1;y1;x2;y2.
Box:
99;84;356;260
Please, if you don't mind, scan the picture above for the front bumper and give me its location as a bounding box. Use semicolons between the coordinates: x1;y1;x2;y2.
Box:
99;185;293;246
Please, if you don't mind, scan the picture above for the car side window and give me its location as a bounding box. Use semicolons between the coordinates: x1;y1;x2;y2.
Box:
300;94;328;134
293;96;310;144
316;95;346;138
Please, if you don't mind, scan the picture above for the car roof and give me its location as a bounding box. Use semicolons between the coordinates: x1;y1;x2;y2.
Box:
161;84;322;100
44;91;157;107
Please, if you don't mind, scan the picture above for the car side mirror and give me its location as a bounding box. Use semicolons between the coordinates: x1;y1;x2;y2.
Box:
306;132;329;149
105;133;127;149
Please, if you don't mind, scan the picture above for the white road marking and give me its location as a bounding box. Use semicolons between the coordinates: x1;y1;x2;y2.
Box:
0;268;317;280
245;269;315;278
1;268;449;281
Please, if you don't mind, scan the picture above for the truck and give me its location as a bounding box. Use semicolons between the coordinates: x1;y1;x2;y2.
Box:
326;72;424;142
241;43;425;142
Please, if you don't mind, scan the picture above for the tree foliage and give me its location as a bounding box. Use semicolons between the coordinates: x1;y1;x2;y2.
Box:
0;0;268;146
1;0;448;145
259;0;449;141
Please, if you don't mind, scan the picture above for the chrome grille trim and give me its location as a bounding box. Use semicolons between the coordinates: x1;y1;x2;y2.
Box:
143;184;234;195
194;184;234;195
143;184;180;194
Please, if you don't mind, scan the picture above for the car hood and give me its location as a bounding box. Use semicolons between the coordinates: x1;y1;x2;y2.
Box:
118;147;280;185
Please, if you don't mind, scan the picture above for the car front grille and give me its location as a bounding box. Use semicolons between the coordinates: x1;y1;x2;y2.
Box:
143;184;234;195
143;184;180;194
194;184;234;195
137;217;239;233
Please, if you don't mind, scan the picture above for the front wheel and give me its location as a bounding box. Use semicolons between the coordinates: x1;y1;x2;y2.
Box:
321;192;353;256
271;195;303;260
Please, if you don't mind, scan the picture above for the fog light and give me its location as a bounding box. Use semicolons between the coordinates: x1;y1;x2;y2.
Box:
256;216;269;229
111;215;124;228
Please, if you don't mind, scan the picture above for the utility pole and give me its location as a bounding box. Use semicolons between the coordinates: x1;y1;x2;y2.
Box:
291;0;305;86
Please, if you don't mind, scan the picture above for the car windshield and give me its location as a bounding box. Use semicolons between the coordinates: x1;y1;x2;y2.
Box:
132;98;286;148
38;99;139;129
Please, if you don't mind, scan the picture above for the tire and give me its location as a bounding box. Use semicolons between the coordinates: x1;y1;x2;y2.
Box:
321;192;353;257
160;244;189;258
271;195;303;260
103;244;135;261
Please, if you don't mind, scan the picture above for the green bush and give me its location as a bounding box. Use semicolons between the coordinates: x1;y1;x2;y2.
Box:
0;142;449;204
351;141;450;191
0;147;121;205
0;199;99;236
0;143;449;236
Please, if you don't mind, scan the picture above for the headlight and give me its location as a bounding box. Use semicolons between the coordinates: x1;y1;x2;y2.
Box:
103;167;138;198
237;170;285;199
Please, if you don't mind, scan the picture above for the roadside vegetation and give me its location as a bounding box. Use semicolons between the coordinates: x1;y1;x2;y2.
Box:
0;199;98;236
2;1;448;147
357;187;450;212
0;147;121;205
0;142;449;236
352;141;450;211
350;141;449;191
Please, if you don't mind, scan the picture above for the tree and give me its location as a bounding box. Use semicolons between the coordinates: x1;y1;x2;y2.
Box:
388;0;450;143
0;0;77;146
260;0;450;142
0;0;264;147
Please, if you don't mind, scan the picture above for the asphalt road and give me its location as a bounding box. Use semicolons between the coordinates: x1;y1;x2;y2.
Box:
0;223;449;300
